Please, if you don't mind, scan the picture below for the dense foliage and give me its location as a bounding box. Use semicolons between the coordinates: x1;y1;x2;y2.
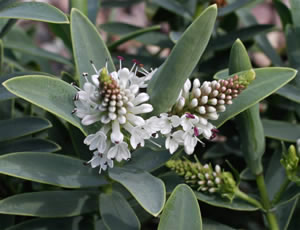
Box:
0;0;299;230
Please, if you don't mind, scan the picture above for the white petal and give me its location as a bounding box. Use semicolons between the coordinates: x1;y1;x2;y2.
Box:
127;113;145;126
82;113;101;125
128;104;153;114
91;74;100;86
169;115;181;127
132;93;150;105
110;120;124;143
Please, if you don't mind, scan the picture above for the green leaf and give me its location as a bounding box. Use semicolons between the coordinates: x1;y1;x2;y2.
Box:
4;42;72;67
276;184;300;207
101;0;143;8
0;72;54;102
0;191;98;217
0;19;17;39
148;5;217;115
0;152;107;188
109;167;166;216
202;219;236;230
171;25;274;51
229;39;264;175
3;75;89;135
240;168;256;181
0;138;60;155
262;119;300;143
108;25;161;50
276;198;298;230
213;67;297;127
0;2;69;23
158;184;202;230
208;25;273;52
101;22;172;49
0;39;2;73
4;217;85;230
273;0;292;29
0;117;51;142
265;148;286;200
88;0;100;24
195;191;259;211
236;10;283;66
290;0;300;27
71;8;115;87
100;191;140;230
288;199;300;230
151;0;193;20
123;146;172;172
218;0;252;16
276;84;300;103
286;25;300;68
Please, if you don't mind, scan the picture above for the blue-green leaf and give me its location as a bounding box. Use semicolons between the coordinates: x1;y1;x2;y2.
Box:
109;167;165;216
158;184;202;230
0;191;98;217
0;152;107;188
100;191;140;230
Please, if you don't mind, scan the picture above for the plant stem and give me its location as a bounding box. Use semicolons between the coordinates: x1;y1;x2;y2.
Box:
256;173;279;230
235;188;263;209
272;178;290;205
70;0;88;16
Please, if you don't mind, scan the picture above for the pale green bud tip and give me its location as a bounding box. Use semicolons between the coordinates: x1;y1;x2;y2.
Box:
237;69;256;87
99;67;112;84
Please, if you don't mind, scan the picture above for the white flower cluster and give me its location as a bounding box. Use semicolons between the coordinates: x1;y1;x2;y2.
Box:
73;58;254;173
73;58;156;173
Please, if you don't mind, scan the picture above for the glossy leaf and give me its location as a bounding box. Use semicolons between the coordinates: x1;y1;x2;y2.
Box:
0;138;60;155
148;5;217;115
3;75;89;135
262;119;300;143
0;2;68;23
0;117;51;142
100;191;140;230
276;84;300;103
158;184;202;230
0;152;107;188
195;192;259;211
0;191;98;217
109;167;165;216
5;217;85;230
71;8;115;87
213;67;297;127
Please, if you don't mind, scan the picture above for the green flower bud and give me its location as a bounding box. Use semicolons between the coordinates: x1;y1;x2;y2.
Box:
281;144;300;182
219;172;237;201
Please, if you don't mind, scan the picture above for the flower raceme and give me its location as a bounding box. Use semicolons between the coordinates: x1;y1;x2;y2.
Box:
73;58;157;173
152;70;256;155
73;58;255;173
